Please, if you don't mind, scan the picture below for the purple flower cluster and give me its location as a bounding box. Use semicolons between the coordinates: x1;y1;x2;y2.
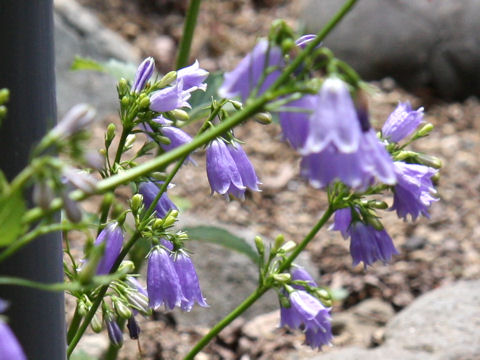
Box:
206;139;260;199
280;268;333;350
138;181;178;219
0;299;26;360
148;60;208;113
331;208;398;268
147;244;207;312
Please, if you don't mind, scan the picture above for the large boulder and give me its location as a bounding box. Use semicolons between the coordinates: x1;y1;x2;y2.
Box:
54;0;140;118
302;0;480;100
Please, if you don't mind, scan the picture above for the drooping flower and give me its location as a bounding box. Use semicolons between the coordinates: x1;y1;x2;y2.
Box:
106;319;123;346
147;247;184;310
392;161;438;220
0;299;26;360
330;209;398;268
132;57;155;93
219;39;284;101
278;95;316;150
152;116;193;153
206;139;260;199
302;77;362;155
227;142;261;197
150;80;191;113
172;252;208;311
176;60;209;92
138;181;178;219
349;222;398;268
125;277;150;315
94;222;124;275
382;102;424;142
301;130;396;190
280;290;333;350
127;316;141;340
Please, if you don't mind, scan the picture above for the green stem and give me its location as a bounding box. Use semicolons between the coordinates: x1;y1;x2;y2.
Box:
67;305;83;344
176;0;202;69
183;206;335;360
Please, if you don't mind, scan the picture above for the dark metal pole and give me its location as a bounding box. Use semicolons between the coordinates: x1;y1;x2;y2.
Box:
0;1;66;359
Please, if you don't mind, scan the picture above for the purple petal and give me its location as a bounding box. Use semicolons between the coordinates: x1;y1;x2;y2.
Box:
172;253;208;311
278;95;316;150
227;143;261;192
382;102;424;142
132;57;155;93
94;222;123;275
150;80;191;113
177;60;209;92
138;181;178;219
0;322;27;360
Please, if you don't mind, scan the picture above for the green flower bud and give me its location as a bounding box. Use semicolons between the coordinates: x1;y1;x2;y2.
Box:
0;105;7;120
279;240;296;253
314;288;331;301
281;37;295;53
366;216;384;231
118;260;135;274
158;71;177;88
114;298;132;320
416;153;443;169
394;150;417;161
117;78;129;97
138;95;150;110
229;100;243;110
415;123;434;138
273;234;285;253
157;136;172;145
169;109;189;122
90;314;103;333
77;300;88;317
121;95;130;108
125;134;136;149
153;218;164;229
130;194;143;214
253;112;272;125
150;172;168;181
106;123;116;144
368;200;389;210
254;235;265;256
0;88;10;104
273;273;291;283
163;210;178;228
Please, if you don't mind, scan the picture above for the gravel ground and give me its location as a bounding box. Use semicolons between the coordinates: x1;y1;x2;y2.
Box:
72;0;480;358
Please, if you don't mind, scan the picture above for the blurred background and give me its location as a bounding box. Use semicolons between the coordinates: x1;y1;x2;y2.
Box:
55;1;480;359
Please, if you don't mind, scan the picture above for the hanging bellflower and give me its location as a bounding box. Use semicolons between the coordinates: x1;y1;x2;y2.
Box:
138;181;178;219
152;116;194;154
94;222;124;275
147;247;184;310
206;139;260;199
278;95;316;150
219;39;284;102
392;161;438;220
172;252;208;311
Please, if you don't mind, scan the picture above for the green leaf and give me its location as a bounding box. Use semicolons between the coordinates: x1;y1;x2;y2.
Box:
0;191;26;247
71;57;138;81
184;225;258;263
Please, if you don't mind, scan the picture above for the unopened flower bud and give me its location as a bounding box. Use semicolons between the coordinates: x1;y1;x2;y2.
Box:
158;71;177;88
0;88;9;104
366;217;384;231
61;190;82;223
138;95;151;110
169;109;189;122
273;234;285;252
163;210;178;227
254;235;264;256
368;200;389;209
431;172;440;185
90;314;103;333
153;218;164;229
415;123;434;138
253;112;272;125
121;95;130;107
0;106;6;120
106;123;116;144
279;240;296;253
114;298;132;320
127;316;140;339
416;153;443;169
314;288;331;301
394;150;417;162
106;320;123;346
117;78;129;97
33;181;54;210
273;273;291;283
77;300;88;316
63;168;97;194
118;260;135;274
125;134;136;149
281;37;295;52
130;194;143;214
157;136;172;145
51;104;96;139
85;151;105;170
229;100;243;110
132;57;155;93
150;172;168;181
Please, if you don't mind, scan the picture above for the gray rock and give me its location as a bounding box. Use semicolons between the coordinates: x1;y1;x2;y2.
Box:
302;0;480;99
174;215;317;327
292;280;480;360
54;0;140;118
